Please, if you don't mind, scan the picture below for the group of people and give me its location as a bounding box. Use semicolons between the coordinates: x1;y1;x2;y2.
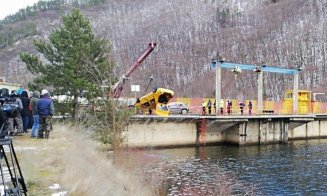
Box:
224;100;253;115
0;87;55;139
202;99;214;115
202;99;253;115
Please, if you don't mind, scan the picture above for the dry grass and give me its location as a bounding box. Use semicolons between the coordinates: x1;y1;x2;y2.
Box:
13;123;152;196
12;123;255;196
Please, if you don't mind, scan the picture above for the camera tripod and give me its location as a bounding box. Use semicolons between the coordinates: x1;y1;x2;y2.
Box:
0;137;27;196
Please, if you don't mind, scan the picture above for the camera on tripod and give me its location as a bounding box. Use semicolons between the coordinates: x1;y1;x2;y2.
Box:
0;88;20;138
0;88;27;195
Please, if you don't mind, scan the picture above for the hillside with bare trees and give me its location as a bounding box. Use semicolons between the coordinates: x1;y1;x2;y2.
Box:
0;0;326;100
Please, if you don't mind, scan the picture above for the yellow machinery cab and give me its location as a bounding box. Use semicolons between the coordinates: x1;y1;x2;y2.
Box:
134;88;174;116
283;90;311;114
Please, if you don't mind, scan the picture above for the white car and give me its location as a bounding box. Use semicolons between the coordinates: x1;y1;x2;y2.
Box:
167;102;189;114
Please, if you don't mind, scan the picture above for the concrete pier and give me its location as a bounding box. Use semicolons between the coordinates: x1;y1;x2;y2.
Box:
123;114;323;148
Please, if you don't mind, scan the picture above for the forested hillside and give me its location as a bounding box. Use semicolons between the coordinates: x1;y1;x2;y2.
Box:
0;0;326;100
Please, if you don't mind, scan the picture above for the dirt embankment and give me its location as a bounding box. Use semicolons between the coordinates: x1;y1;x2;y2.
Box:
12;123;151;196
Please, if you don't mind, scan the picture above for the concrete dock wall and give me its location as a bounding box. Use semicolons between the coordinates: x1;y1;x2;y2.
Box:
125;122;197;147
124;115;326;148
289;119;327;139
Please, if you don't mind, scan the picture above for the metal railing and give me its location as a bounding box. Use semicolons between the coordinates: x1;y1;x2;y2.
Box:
171;98;327;115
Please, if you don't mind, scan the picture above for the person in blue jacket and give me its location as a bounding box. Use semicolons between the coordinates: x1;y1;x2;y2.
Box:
37;89;55;139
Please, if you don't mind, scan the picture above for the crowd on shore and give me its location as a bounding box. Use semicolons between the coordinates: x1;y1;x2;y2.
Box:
0;86;55;139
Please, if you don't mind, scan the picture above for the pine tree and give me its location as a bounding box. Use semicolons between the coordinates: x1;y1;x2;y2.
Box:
20;8;115;119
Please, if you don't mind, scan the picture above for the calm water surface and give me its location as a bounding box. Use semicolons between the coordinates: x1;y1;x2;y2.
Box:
119;139;327;195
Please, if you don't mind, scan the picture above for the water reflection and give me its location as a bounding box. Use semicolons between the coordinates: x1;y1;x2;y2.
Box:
117;139;327;195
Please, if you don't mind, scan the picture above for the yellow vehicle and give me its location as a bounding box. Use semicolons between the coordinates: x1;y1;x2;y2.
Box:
134;87;174;116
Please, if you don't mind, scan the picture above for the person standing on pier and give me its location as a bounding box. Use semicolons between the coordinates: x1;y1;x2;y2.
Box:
219;99;224;115
239;101;245;115
201;100;206;115
207;99;212;115
227;100;231;115
248;101;253;115
213;100;216;114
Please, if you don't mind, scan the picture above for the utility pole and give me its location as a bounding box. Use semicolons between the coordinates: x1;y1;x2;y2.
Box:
215;59;222;115
257;70;263;114
293;73;299;114
212;55;222;115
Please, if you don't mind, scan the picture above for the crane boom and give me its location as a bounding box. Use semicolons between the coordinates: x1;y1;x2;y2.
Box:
112;41;157;98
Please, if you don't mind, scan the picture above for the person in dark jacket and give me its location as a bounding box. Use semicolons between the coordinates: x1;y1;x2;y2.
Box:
37;89;55;139
20;91;30;133
239;101;245;115
6;91;23;135
30;91;40;138
0;109;8;137
248;101;253;115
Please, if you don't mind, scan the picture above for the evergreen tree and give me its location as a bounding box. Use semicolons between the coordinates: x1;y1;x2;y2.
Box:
20;8;115;119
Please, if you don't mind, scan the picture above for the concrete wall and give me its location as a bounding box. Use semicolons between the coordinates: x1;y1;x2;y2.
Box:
289;120;327;139
224;119;288;145
202;129;224;145
124;119;290;148
223;124;240;145
124;116;327;148
242;121;259;145
124;122;197;148
258;120;287;144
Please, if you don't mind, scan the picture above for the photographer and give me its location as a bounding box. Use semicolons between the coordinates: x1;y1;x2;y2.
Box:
0;107;7;137
4;91;23;136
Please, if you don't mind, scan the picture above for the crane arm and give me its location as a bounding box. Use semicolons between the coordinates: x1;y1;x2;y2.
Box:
112;41;157;98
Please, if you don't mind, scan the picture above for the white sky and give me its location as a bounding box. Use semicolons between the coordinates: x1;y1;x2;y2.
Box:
0;0;40;20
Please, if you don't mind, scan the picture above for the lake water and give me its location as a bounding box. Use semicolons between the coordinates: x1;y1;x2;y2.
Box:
118;139;327;195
